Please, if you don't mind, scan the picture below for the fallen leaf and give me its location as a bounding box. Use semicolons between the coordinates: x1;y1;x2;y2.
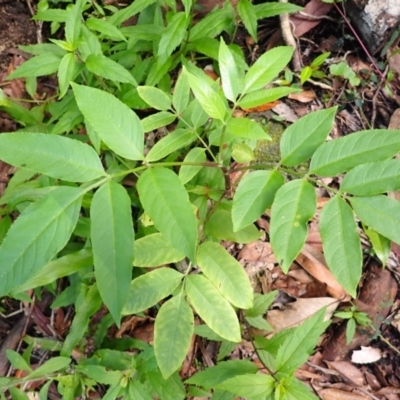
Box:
325;360;364;386
272;102;298;122
351;346;382;364
242;100;280;113
318;388;370;400
288;90;316;103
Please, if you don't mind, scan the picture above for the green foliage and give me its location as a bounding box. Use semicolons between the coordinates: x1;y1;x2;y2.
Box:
335;305;372;344
0;0;398;398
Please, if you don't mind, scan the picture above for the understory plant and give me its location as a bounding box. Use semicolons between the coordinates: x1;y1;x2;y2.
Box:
1;0;400;399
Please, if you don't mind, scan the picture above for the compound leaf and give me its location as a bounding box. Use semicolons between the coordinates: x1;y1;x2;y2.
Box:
197;241;253;309
232;170;284;231
319;195;362;298
270;180;316;272
0;187;83;296
186;274;240;342
280;107;337;166
72;83;144;160
310;129;400;177
123;268;183;315
155;293;194;379
137;168;198;262
0;132;105;182
91;181;134;325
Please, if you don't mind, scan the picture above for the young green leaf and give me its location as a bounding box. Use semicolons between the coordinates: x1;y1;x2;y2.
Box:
310;129;400;177
275;377;319;400
137;86;172;110
179;147;206;185
218;38;244;102
133;233;185;267
26;357;71;380
6;350;32;373
216;374;275;398
243;46;294;93
197;241;253;309
91;181;134;325
226;117;271;140
141;111;176;133
137;168;198;262
173;72;191;114
0;132;105;182
65;0;83;48
237;0;258;42
184;67;227;120
186;274;241;342
123;268;183;314
232;170;284;231
319;195;362;298
6;54;62;79
72;83;144;160
58;52;78;99
280;107;337;166
185;360;257;389
232;143;255;163
341;159;400;196
275;307;329;373
238;87;301;109
0;187;83;296
85;54;137;86
350;195;400;245
145;129;196;162
86;17;127;42
246;291;278;318
61;284;102;356
108;0;156;26
155;293;194;379
254;2;303;18
270;179;316;272
157;12;188;65
364;226;390;266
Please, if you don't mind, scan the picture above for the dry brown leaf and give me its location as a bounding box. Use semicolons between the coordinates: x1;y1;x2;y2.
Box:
389;108;400;129
325;360;365;386
239;241;277;264
272;102;298;122
291;0;333;38
296;244;349;300
318;388;370;400
266;297;338;332
288;90;317;103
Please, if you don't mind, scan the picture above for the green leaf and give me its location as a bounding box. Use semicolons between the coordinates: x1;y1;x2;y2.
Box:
346;318;356;344
173;72;191;114
319;195;362;298
72;83;144;160
254;2;303;18
123;268;183;314
350;195;400;245
158;12;188;65
0;187;83;296
310;129;400;177
86;54;137;86
218;38;244;102
341;159;400;195
26;357;71;379
179;147;206;185
137;168;198;262
86;17;127;42
12;249;93;294
6;350;32;372
184;67;227;120
276;377;319;400
145;129;196;162
206;208;261;244
141;111;176;133
243;47;294;93
0;132;105;182
197;241;253;309
270;180;316;272
280;107;337;166
246;291;278;318
6;54;62;79
232;143;255;163
185;360;258;389
155;293;194;379
186;274;241;342
91;181;134;325
237;0;258;42
65;0;83;48
226;117;270;140
137;86;172;111
61;284;102;356
238;87;301;109
58;52;78;99
233;170;284;231
300;66;313;84
217;374;275;398
364;226;390;266
246;316;274;331
275;307;329;373
108;0;156;26
133;233;185;267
